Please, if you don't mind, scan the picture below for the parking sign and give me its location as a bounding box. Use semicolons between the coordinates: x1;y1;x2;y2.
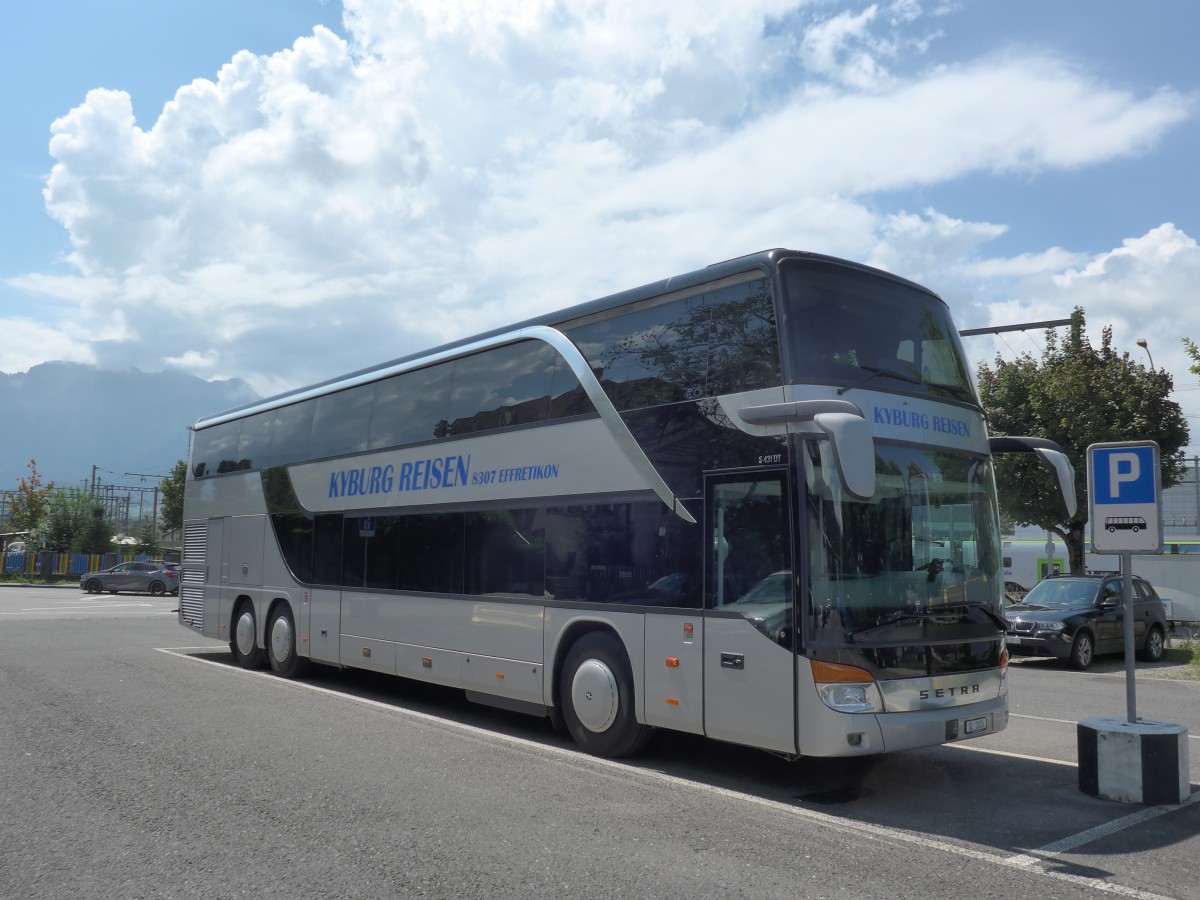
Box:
1087;441;1161;553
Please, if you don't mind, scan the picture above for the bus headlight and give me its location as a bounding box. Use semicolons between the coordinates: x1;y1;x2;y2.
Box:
812;660;884;713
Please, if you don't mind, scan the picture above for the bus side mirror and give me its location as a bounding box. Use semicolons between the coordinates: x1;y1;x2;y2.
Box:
988;436;1078;520
813;411;875;501
739;399;875;501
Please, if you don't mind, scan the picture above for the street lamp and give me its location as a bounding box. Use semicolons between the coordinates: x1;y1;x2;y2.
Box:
1136;337;1157;372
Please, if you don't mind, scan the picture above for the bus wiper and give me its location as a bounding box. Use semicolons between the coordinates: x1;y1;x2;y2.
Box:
845;602;1008;642
844;612;929;642
938;601;1010;632
836;365;923;395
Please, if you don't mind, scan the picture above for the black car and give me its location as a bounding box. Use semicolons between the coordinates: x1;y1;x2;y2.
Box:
1004;574;1168;670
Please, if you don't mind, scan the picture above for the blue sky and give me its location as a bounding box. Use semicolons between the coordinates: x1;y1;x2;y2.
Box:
2;0;1199;449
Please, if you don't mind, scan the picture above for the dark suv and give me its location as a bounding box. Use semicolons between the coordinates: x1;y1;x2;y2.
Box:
1004;574;1168;670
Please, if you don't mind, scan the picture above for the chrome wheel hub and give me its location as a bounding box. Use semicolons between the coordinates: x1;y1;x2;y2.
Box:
235;611;256;656
570;658;619;733
270;614;292;664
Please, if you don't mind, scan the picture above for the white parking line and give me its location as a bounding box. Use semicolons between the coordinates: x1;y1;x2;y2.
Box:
156;646;1189;899
3;603;167;613
1013;712;1200;743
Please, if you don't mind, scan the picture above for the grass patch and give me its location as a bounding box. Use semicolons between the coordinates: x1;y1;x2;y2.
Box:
1164;634;1200;680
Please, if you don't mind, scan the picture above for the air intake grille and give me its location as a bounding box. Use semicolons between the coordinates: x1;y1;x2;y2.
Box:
180;523;208;631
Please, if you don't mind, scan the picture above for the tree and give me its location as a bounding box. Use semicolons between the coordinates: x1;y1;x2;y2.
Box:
159;460;186;535
977;308;1189;575
43;487;113;554
8;459;54;538
1185;337;1200;375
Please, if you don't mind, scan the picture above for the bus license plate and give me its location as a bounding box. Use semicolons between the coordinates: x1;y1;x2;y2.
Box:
965;717;988;735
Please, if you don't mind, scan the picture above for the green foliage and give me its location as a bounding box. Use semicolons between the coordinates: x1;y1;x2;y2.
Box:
1185;338;1200;376
977;308;1190;574
44;487;114;554
159;460;187;533
8;460;54;535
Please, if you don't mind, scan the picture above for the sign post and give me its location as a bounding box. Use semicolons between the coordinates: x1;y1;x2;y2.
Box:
1079;441;1188;805
1087;441;1162;723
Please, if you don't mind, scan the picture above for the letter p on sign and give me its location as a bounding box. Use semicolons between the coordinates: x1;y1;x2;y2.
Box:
1108;452;1140;499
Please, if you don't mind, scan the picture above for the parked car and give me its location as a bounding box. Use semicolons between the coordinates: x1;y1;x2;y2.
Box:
80;561;179;596
1004;573;1167;670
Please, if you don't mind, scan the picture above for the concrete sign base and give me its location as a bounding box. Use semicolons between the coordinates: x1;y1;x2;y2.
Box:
1078;717;1191;805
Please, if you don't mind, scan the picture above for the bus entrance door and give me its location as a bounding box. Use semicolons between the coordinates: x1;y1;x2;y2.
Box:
702;471;797;755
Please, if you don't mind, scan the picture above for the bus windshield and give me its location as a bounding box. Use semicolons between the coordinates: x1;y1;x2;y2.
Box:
780;259;975;402
804;443;1003;647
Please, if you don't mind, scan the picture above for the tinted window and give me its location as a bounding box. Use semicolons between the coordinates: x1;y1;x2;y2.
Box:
543;502;701;607
312;514;342;585
568;295;709;409
342;513;465;593
191;422;240;477
369;363;454;449
270;401;314;465
781;259;972;400
310;384;373;459
565;276;779;410
464;509;545;596
448;342;556;435
705;278;781;394
548;356;591;420
236;412;274;471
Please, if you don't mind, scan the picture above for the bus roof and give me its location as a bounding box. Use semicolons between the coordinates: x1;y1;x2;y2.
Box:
192;248;943;430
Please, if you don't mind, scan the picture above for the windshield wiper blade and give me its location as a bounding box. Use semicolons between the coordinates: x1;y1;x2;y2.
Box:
844;613;929;642
846;602;1009;642
940;601;1010;631
836;365;923;395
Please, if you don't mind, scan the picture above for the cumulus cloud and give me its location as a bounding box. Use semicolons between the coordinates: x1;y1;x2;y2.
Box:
965;225;1200;429
2;0;1197;426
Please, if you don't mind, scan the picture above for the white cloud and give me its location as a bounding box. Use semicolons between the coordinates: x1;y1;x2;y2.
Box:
1;0;1196;415
966;224;1200;441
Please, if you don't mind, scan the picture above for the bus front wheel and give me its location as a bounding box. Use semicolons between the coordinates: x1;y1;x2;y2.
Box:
560;632;651;758
231;602;266;669
267;603;310;679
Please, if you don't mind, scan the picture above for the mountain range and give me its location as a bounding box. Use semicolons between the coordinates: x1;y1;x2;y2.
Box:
0;362;259;492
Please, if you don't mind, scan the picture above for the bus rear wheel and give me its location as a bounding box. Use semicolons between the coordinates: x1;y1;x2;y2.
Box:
231;602;266;669
560;632;651;758
267;603;310;678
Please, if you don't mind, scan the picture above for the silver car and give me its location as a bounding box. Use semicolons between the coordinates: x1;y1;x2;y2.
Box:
80;561;179;596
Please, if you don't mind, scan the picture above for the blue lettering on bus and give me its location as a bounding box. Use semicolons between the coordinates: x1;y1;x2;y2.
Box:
329;455;564;498
872;406;970;439
873;407;930;430
328;464;396;498
932;415;970;438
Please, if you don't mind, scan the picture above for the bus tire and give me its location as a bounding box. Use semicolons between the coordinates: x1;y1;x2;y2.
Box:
1137;625;1165;663
266;603;309;679
560;631;652;758
231;601;266;669
1068;630;1094;670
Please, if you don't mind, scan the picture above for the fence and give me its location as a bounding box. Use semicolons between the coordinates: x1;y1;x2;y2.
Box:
1;551;157;578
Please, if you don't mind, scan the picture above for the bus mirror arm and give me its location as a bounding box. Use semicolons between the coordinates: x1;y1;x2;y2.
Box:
988;436;1078;519
739;400;875;501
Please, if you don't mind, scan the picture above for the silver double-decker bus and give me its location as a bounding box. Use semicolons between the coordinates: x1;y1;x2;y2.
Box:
179;249;1074;758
